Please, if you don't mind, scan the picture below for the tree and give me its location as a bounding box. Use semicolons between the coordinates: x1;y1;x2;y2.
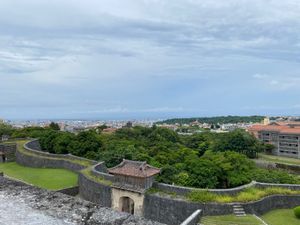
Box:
185;157;220;188
157;165;179;184
211;129;263;158
0;123;14;136
174;172;190;186
49;122;60;131
53;133;74;154
263;143;275;154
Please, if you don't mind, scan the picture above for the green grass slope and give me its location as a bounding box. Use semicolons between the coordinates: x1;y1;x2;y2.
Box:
0;162;78;190
262;209;300;225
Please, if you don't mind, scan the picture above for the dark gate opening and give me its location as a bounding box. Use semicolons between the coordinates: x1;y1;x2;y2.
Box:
119;196;134;215
0;152;5;163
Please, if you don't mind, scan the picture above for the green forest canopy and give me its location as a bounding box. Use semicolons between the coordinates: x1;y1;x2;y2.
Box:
157;115;265;125
2;123;299;189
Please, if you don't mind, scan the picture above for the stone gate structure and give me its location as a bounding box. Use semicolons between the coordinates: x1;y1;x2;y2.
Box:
108;160;160;216
14;139;300;225
0;143;17;162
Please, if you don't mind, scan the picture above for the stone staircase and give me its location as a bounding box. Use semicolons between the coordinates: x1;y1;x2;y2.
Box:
233;203;246;217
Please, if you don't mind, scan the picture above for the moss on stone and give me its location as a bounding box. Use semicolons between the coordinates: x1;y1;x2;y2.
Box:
187;187;300;203
16;140;93;167
80;167;112;186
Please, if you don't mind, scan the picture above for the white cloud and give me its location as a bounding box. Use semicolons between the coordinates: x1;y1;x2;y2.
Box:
253;73;270;79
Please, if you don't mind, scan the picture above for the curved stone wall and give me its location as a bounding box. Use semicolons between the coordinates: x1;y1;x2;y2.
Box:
24;140;97;165
78;172;112;207
144;193;300;224
18;140;114;208
91;162;115;182
243;194;300;215
153;181;300;197
14;139;300;225
16;140;96;172
153;181;257;196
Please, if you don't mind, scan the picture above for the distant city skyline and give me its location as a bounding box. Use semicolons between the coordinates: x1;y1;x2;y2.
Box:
1;1;300;119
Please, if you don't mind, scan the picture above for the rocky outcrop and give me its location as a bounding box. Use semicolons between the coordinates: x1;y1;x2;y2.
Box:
0;176;165;225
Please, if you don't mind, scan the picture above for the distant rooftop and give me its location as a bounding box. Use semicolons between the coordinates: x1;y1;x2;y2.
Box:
108;159;160;178
249;121;300;134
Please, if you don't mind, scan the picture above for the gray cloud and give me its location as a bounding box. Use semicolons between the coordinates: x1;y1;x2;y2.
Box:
1;0;300;119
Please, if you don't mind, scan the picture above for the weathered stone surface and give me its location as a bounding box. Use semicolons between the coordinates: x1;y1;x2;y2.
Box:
123;216;166;225
144;192;300;225
78;172;112;207
0;176;96;224
0;176;165;225
0;143;16;162
87;208;130;225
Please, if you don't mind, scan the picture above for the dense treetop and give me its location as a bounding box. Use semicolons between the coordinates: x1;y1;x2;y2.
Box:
2;123;299;188
157;115;265;125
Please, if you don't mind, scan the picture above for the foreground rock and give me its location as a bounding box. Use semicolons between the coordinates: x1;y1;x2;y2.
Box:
0;176;164;225
87;208;163;225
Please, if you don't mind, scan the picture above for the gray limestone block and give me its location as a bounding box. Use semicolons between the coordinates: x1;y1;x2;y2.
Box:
122;216;166;225
87;208;130;225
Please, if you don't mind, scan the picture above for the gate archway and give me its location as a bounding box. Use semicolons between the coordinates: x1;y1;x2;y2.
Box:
0;152;5;163
119;196;135;214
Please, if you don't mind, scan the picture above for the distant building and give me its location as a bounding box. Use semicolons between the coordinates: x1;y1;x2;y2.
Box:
263;117;270;125
158;124;178;131
190;120;201;126
249;121;300;158
124;121;133;128
102;127;118;134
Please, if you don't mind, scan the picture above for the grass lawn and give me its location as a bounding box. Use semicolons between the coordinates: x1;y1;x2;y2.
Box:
200;214;263;225
262;209;300;225
0;162;78;190
258;153;300;165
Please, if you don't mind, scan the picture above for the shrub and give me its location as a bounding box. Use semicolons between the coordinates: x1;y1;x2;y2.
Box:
294;206;300;219
186;187;300;203
251;168;300;184
187;190;218;202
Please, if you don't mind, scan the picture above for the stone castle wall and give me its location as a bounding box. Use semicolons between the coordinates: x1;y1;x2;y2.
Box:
56;186;79;196
16;140;300;225
16;140;96;172
0;176;165;225
152;181;256;196
91;162;115;182
78;172;112;207
0;143;17;162
144;193;300;224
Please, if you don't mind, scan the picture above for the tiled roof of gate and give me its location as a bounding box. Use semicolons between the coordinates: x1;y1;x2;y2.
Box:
107;159;160;178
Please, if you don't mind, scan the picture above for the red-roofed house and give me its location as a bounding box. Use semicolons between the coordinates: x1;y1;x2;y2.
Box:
248;122;300;158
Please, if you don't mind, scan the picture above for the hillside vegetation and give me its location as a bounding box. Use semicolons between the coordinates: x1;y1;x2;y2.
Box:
156;115;265;125
3;124;300;189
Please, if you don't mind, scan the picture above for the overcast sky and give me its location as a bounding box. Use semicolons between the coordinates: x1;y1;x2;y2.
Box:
1;0;300;120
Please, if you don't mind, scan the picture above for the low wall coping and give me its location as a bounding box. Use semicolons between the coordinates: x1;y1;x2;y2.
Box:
180;209;202;225
24;139;97;165
91;162;115;181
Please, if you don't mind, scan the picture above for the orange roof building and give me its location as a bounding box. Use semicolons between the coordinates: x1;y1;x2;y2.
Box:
248;121;300;158
108;159;160;192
